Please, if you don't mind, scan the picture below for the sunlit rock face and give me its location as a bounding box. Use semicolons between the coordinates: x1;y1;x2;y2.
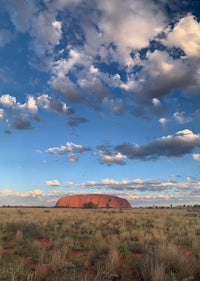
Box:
55;194;131;208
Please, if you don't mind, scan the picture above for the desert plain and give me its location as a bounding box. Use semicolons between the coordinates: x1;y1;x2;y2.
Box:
0;206;199;281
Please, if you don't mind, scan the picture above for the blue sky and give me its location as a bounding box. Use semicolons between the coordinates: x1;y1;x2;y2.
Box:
0;0;200;206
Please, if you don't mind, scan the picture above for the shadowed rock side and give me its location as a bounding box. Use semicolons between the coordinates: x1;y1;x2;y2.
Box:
56;194;131;208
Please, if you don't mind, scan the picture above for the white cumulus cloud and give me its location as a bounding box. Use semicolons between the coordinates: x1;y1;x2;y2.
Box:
0;94;16;107
97;0;165;65
163;14;200;58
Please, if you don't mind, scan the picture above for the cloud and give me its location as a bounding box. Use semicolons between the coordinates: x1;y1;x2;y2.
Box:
75;177;200;193
1;176;199;206
17;94;73;117
163;14;200;58
15;95;39;116
50;75;83;103
2;0;200;127
0;94;16;107
6;0;32;33
68;154;79;162
47;145;67;155
44;0;189;114
0;93;77;130
173;111;192;124
67;114;88;127
0;188;44;199
36;94;70;114
26;96;38;115
11;114;33;130
102;98;126;114
47;142;91;155
192;153;200;161
101;178;120;185
27;189;44;196
152;98;160;107
118;14;199;108
151;98;166;115
6;0;197;118
45;180;61;186
0;188;68;206
50;48;122;112
98;149;127;165
127;50;197;100
79;75;109;108
97;0;165;65
49;49;87;102
0;94;38;130
159;117;168;127
31;13;62;59
6;0;62;70
0;94;37;114
115;129;200;160
0;108;5;120
51;49;83;76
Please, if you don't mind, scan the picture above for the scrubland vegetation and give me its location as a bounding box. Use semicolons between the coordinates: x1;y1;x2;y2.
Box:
0;207;199;281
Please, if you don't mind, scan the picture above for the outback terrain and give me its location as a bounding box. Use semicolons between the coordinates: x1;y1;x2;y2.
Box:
0;207;199;281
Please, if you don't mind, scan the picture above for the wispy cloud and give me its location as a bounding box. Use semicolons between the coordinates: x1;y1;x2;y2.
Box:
102;98;126;115
75;177;200;192
0;189;66;206
47;142;91;157
67;114;88;127
173;112;192;124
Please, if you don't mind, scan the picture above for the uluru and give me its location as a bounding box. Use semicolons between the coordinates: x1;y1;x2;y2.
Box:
55;194;131;208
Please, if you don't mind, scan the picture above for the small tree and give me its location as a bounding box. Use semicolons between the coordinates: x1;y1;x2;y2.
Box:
83;202;96;209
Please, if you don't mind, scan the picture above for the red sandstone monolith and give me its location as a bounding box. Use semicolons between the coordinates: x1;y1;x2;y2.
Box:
55;194;131;208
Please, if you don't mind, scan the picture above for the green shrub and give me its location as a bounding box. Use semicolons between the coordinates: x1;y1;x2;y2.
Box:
83;202;97;209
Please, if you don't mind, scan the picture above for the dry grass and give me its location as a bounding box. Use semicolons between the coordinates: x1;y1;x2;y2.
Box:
0;206;199;281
